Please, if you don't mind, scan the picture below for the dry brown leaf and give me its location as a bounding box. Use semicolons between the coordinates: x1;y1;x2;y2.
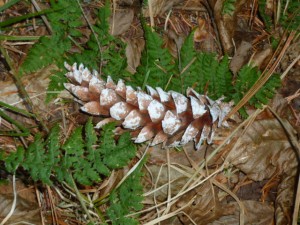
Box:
0;179;41;224
125;38;145;73
226;119;298;225
0;195;42;225
174;182;228;225
0;64;55;114
0;194;41;224
163;30;185;58
110;8;134;36
229;41;252;75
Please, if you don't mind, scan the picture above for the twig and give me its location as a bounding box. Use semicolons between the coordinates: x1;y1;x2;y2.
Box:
34;184;45;225
162;148;172;215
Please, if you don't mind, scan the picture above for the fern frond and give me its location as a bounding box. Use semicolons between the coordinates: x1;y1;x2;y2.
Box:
2;146;24;173
21;0;83;74
133;24;175;89
99;123;136;169
21;37;70;74
69;1;127;81
214;55;233;99
107;161;144;225
174;30;197;93
2;119;137;186
46;71;68;102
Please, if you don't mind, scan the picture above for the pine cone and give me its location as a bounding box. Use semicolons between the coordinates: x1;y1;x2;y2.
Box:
64;62;232;150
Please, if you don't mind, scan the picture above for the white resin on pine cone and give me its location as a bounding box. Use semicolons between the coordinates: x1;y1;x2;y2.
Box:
64;62;232;150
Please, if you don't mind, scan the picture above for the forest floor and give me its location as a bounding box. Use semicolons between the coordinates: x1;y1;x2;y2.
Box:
0;0;299;224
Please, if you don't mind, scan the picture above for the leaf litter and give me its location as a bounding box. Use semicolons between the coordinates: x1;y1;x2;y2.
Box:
0;0;299;224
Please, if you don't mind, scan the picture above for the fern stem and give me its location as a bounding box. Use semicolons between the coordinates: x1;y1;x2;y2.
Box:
69;176;95;223
67;35;85;51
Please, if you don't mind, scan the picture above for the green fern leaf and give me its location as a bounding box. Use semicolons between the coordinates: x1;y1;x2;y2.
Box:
22;133;50;183
62;126;84;156
107;161;144;225
85;118;97;157
3;146;24;173
46;71;68;102
173;30;197;93
68;1;127;81
21;0;83;74
133;25;175;89
100;124;136;169
21;37;70;74
213;55;233;99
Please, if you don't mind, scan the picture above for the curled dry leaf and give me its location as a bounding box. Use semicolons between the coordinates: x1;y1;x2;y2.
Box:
174;182;229;225
64;62;232;150
125;38;145;73
227;118;298;225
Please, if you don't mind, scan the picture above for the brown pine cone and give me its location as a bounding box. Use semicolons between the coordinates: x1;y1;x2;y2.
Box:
64;62;232;150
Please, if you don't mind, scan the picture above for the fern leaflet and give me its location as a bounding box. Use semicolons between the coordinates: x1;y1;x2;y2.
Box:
107;160;144;225
133;24;175;89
